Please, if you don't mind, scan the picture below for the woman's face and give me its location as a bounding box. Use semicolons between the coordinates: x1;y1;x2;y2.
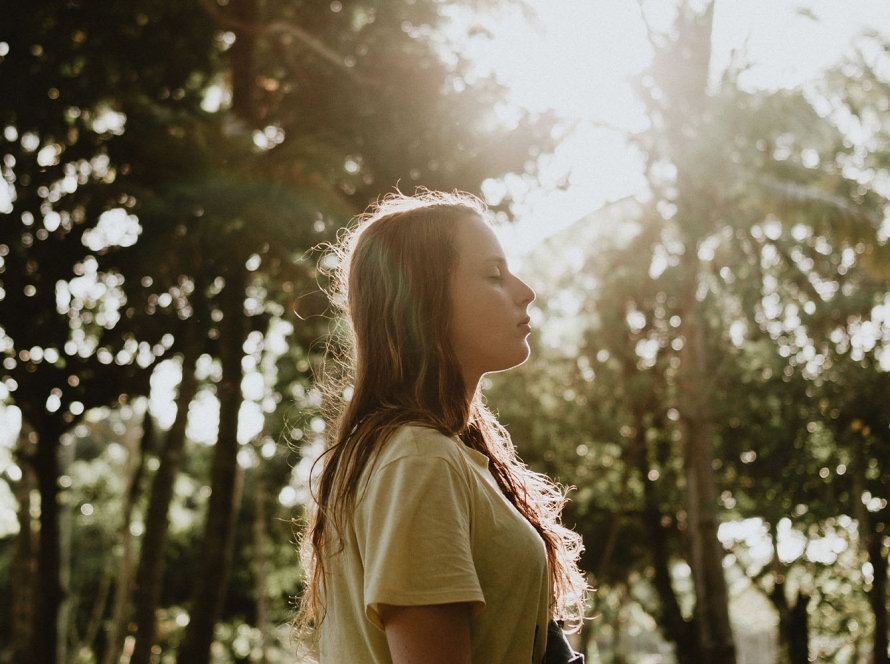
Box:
448;215;536;390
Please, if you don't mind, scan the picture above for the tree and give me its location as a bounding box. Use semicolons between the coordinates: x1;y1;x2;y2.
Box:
1;0;563;661
629;2;889;659
488;8;890;661
0;1;218;659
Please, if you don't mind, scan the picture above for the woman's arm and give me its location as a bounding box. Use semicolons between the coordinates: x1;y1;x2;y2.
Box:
379;602;472;664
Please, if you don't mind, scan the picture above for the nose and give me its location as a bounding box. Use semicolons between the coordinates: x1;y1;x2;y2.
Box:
514;275;535;306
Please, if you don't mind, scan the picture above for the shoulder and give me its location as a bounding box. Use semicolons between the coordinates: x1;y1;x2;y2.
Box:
375;424;466;469
355;424;475;511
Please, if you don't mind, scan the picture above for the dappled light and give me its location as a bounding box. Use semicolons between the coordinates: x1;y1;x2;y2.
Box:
2;0;890;662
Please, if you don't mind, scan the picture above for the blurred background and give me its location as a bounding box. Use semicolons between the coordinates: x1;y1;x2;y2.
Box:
1;0;889;662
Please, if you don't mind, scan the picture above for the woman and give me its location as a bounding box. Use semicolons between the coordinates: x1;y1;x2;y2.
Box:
297;190;587;663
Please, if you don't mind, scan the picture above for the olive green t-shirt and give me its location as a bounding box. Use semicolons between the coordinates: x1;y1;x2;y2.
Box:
317;425;550;663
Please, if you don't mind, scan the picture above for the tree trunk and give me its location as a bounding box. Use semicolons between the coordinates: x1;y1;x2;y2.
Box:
57;434;76;664
130;333;202;664
641;468;700;662
637;3;733;657
33;421;64;664
175;0;258;653
677;249;735;664
101;409;152;664
667;6;735;659
253;459;270;664
788;590;811;664
630;409;701;663
869;520;889;664
594;430;636;584
178;268;247;664
78;564;114;659
853;437;888;664
769;538;810;664
11;426;38;664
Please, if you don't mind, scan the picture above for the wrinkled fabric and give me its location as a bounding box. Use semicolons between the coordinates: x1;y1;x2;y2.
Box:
318;425;550;663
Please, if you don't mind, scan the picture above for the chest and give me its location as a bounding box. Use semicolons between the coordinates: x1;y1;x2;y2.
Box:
466;465;548;592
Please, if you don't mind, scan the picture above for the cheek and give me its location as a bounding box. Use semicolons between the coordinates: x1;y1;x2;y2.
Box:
451;286;483;323
448;292;473;341
450;290;496;350
451;304;485;343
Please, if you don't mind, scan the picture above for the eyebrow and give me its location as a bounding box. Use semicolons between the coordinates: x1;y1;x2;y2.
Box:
483;256;507;265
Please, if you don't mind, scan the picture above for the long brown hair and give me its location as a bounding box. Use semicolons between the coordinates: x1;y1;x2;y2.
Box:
296;190;588;643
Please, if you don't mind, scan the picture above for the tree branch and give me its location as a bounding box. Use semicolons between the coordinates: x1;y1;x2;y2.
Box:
759;176;884;229
635;0;660;53
198;0;377;86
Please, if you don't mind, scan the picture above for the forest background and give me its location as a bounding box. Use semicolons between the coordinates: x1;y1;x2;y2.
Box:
1;0;890;663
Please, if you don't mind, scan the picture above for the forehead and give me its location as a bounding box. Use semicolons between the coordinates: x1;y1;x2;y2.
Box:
452;215;504;262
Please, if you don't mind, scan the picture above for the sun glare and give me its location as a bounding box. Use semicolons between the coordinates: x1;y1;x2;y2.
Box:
1;0;889;483
460;0;890;256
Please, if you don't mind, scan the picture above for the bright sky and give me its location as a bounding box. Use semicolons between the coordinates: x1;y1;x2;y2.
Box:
472;0;890;257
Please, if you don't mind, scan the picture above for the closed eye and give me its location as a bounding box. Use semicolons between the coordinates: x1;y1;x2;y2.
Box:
484;257;508;281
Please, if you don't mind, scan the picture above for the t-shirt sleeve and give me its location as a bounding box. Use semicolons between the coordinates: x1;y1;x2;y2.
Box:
354;448;486;629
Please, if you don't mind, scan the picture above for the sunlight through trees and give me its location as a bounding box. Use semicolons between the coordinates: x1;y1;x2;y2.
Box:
1;1;889;663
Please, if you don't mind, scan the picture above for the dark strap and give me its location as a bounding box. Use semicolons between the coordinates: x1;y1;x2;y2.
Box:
543;620;585;664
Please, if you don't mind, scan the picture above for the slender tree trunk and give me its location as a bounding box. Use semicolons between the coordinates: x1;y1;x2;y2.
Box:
33;422;64;664
788;590;811;664
78;564;114;659
667;6;735;659
101;409;152;664
57;434;76;664
594;447;634;583
640;458;700;662
677;249;735;664
253;459;270;664
626;407;699;662
853;437;889;664
614;588;630;664
768;532;810;664
178;268;247;664
869;520;889;664
130;334;202;664
636;3;733;657
11;426;38;664
175;1;258;654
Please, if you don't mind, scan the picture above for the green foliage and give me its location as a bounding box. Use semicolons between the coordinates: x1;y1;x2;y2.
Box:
3;0;889;661
489;14;890;662
0;0;560;660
